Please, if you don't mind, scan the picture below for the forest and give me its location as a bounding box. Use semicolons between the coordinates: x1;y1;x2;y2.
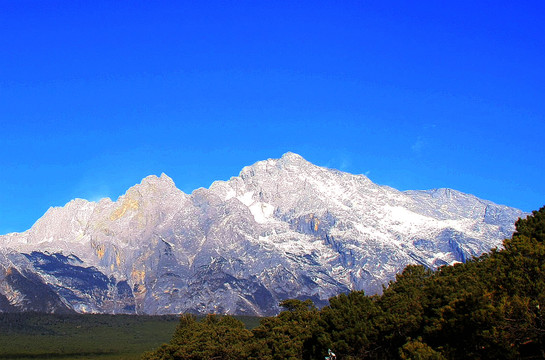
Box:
143;206;545;359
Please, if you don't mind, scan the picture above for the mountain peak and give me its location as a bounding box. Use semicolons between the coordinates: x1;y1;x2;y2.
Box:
237;152;312;180
140;173;174;186
273;152;315;171
280;152;307;163
132;173;180;193
118;173;186;206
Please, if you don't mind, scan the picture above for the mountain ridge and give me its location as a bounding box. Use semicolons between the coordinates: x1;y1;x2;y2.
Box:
0;152;526;315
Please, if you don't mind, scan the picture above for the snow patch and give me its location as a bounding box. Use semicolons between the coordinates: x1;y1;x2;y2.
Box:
237;192;254;206
249;202;275;223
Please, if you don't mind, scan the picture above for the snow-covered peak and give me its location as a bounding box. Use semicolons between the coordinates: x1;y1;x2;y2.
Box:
238;152;315;178
279;151;308;163
0;152;527;315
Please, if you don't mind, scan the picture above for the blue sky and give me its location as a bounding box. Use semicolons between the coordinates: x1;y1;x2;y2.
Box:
1;1;544;234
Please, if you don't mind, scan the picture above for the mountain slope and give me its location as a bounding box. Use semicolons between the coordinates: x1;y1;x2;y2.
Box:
0;153;525;315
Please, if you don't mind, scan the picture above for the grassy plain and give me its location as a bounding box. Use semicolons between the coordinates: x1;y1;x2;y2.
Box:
0;313;261;360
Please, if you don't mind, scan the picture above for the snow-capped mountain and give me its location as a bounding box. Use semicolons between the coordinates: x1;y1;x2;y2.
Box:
0;153;525;315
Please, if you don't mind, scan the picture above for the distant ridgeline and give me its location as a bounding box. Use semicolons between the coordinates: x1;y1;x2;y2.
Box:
0;153;525;316
144;206;545;360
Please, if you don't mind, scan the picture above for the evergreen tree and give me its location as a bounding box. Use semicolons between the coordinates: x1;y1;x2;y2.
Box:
142;314;253;360
251;299;320;360
318;291;383;359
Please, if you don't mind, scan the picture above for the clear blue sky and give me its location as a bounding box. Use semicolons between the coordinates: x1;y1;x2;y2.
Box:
1;1;544;234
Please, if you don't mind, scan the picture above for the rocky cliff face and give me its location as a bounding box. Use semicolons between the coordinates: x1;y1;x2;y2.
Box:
0;153;525;315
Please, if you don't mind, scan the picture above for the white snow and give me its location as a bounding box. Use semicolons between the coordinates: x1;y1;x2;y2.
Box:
237;191;254;206
248;202;275;223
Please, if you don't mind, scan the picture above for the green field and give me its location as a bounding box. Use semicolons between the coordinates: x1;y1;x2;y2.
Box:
0;313;261;360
